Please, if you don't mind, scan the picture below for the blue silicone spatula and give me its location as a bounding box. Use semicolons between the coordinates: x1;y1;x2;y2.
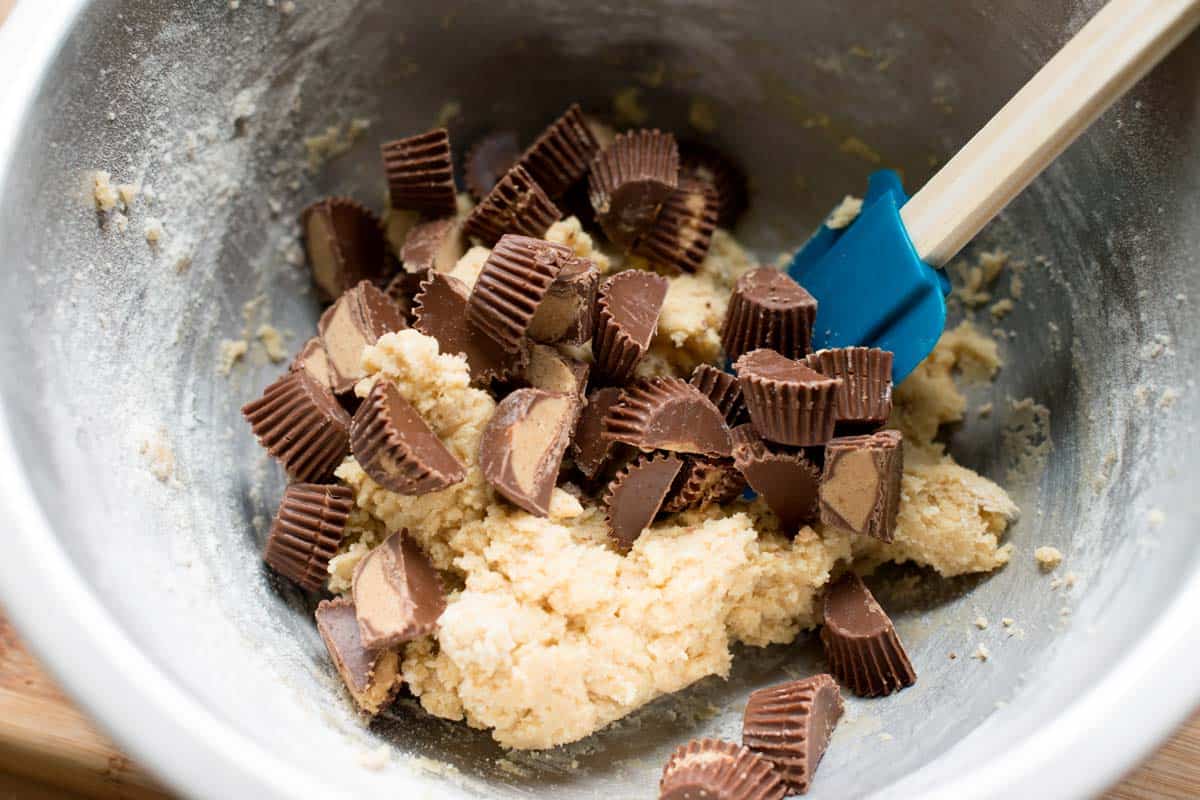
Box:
789;0;1200;382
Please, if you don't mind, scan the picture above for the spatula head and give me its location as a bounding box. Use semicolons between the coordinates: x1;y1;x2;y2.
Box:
788;170;949;383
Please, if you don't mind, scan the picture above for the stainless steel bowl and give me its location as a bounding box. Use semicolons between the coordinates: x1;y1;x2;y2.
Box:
0;1;1197;798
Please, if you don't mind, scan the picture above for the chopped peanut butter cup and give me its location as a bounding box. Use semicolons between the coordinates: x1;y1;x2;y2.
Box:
742;674;844;794
662;455;745;513
572;386;630;482
413;272;528;384
463;165;562;246
819;429;903;542
480;388;579;516
527;256;599;346
241;370;351;482
731;424;821;535
735;349;841;447
690;363;747;425
318;280;407;394
264;483;354;592
400;217;465;275
659;739;786;800
352;531;446;650
589;129;679;248
604;378;733;456
632;179;718;273
381;128;457;217
464;130;521;201
467;234;574;353
604;452;684;552
821;573;915;697
806;347;894;428
523;343;590;398
592;269;669;384
290;336;335;392
679;140;749;228
315;598;402;716
516;103;601;198
301;197;389;302
350;381;466;495
721;267;818;362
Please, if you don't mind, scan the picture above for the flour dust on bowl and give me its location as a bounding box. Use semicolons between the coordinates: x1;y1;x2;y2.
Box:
0;1;1197;798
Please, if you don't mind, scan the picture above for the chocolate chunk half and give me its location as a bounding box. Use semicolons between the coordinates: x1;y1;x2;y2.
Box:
413;272;528;384
819;430;903;542
592;269;669;384
241;370;351;482
690;363;746;425
352;530;446;650
319;281;407;394
659;739;786;800
381;128;457;217
806;347;895;428
263;483;354;591
604;378;732;456
731;424;821;535
572;386;630;481
820;572;915;697
523;343;590;398
589;129;680;248
679;139;750;228
604;452;684;552
722;267;818;362
742;674;844;794
315;598;402;716
467;234;573;353
735;349;841;447
400;217;466;275
350;381;466;495
632;179;718;274
662;455;746;513
464;130;521;201
463;165;562;247
516;104;602;198
527;256;599;346
480;388;579;516
301;197;389;302
290;336;335;392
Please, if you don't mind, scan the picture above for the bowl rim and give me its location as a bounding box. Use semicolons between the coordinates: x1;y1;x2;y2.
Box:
1;3;1198;799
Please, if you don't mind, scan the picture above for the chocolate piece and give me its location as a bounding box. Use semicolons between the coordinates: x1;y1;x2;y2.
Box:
467;234;573;353
527;256;599;346
604;452;683;552
464;130;521;201
517;104;602;198
263;483;353;591
679;140;750;228
806;347;894;428
819;430;903;542
742;674;844;794
480;388;578;516
735;349;841;446
689;363;746;425
589;129;680;248
463;165;561;247
659;739;786;800
592;269;669;384
319;281;407;394
604;378;732;456
731;424;821;535
632;180;718;274
301;197;389;302
241;370;351;482
662;455;746;513
523;344;590;398
400;217;465;275
350;381;466;495
413;272;528;384
381;128;457;217
820;572;915;697
315;598;402;716
352;531;446;649
290;336;335;391
572;386;628;481
721;267;818;362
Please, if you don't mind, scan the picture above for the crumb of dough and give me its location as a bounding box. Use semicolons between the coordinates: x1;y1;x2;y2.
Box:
954;250;1009;307
826;195;863;229
613;87;649;126
217;339;248;375
256;325;289;363
143;217;165;245
1003;397;1052;483
111;212;129;233
1160;388;1180;409
139;433;175;482
447;246;491;290
117;183;140;206
92;171;119;212
434;101;462;129
544;217;612;273
974;616;988;629
688;98;718;133
1148;509;1166;527
990;298;1014;319
304;118;372;170
1034;546;1064;571
280;0;295;13
977;402;993;418
358;745;391;771
972;644;991;662
1001;617;1015;627
839;136;882;164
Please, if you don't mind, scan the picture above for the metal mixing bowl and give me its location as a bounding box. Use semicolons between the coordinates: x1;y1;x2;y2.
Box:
0;1;1196;798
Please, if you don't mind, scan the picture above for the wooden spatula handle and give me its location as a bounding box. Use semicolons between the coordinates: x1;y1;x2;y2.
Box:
900;0;1200;267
